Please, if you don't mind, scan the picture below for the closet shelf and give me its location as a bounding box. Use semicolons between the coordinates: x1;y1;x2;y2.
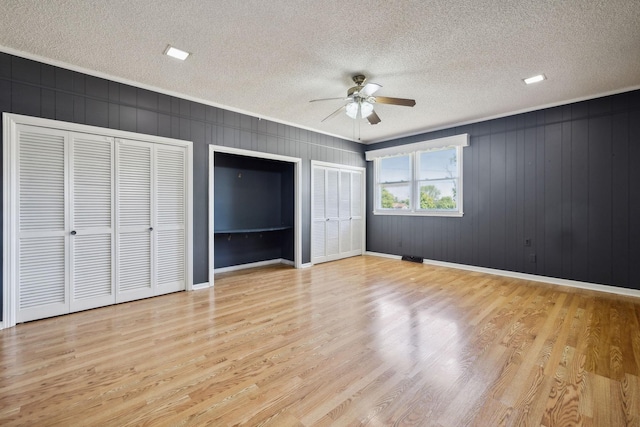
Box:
214;226;292;234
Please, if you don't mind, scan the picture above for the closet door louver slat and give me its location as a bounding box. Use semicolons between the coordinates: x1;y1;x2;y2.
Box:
119;232;152;292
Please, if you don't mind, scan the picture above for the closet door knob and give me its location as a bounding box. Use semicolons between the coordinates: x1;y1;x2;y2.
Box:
70;230;77;235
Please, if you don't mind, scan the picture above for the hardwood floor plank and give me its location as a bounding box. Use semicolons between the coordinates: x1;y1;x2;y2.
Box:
1;256;640;426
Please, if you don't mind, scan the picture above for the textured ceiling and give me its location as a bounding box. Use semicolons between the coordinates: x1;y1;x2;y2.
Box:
1;0;639;143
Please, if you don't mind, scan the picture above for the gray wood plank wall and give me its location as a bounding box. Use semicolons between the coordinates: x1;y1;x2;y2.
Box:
365;91;640;290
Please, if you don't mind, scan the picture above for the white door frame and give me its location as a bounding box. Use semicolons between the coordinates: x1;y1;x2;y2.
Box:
2;113;193;329
208;145;302;288
311;160;366;265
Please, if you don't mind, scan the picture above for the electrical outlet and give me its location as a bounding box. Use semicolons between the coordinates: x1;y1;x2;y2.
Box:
524;238;532;247
529;253;537;263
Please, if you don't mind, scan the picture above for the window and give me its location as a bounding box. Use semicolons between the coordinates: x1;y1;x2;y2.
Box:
379;155;412;210
417;147;458;212
366;134;469;217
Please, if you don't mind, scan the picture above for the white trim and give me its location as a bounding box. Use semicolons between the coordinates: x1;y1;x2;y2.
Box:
208;148;215;289
365;251;402;260
281;259;295;267
2;113;194;329
311;160;366;172
213;259;291;274
192;282;210;290
208;145;302;286
2;114;16;328
2;113;192;148
373;210;464;217
365;133;469;161
364;252;640;299
299;262;313;269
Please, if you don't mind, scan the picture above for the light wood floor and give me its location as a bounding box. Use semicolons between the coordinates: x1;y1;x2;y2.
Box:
1;256;640;426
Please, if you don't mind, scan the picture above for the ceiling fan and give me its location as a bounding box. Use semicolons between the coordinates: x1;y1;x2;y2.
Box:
310;74;416;125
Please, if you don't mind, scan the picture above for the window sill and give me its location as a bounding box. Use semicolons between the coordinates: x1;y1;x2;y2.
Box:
373;210;464;217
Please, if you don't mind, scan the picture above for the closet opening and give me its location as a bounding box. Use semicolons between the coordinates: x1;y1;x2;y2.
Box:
208;146;301;287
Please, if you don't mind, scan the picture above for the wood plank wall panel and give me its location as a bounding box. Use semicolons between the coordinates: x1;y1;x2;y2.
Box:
366;89;640;291
630;109;640;286
611;112;629;287
0;52;365;316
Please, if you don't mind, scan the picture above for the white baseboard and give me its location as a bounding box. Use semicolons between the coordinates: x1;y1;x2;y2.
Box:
281;259;295;266
299;262;312;269
365;251;402;260
192;282;210;290
214;258;293;274
365;252;640;299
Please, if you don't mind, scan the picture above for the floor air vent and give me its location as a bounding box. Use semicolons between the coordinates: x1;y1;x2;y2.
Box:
401;255;424;264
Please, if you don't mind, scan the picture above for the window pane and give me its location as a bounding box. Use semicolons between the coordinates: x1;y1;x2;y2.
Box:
418;180;457;210
379;183;411;209
419;148;457;180
379;155;411;183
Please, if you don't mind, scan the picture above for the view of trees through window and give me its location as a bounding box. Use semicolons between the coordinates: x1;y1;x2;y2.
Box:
419;185;455;209
381;187;409;209
377;147;460;213
380;185;456;209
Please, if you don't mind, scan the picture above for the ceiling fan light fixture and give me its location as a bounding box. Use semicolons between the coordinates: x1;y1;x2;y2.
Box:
345;101;374;119
361;101;374;118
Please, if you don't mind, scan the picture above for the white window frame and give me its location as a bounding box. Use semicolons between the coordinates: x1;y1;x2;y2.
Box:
366;134;469;217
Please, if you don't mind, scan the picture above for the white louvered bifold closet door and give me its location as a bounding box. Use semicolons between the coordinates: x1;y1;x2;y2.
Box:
311;166;326;263
350;171;364;253
325;168;340;259
116;139;154;302
70;133;115;312
16;125;69;322
155;145;186;295
311;163;365;265
339;170;352;254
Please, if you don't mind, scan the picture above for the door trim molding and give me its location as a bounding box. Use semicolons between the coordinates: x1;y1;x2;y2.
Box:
2;113;193;329
208;145;302;288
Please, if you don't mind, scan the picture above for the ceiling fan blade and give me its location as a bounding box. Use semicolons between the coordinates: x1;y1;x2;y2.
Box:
310;97;350;103
321;105;346;122
360;83;381;97
367;110;381;125
374;96;416;107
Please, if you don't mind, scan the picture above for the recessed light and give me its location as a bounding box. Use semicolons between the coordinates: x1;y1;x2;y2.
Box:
164;45;190;61
523;74;546;85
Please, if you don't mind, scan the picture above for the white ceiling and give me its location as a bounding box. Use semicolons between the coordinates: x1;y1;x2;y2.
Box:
1;1;639;143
